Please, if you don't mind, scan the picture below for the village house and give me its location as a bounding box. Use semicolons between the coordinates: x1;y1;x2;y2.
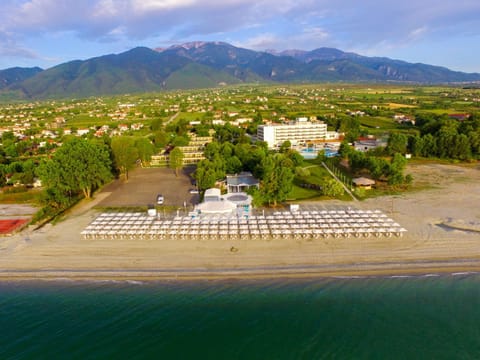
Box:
448;113;470;121
76;128;90;136
354;137;386;152
130;123;143;131
394;114;416;125
118;124;129;132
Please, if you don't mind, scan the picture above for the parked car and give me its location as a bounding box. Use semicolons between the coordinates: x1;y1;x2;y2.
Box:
189;189;199;194
156;194;164;204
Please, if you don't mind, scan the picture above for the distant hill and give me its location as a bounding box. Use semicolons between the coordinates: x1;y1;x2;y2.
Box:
12;47;241;98
266;47;480;83
267;47;361;62
0;67;43;90
159;41;299;82
2;42;480;99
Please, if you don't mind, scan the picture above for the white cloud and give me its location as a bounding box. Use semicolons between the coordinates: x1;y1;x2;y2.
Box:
0;29;38;61
1;0;307;39
131;0;196;13
93;0;124;18
1;0;480;69
408;26;428;41
235;33;280;50
236;27;330;51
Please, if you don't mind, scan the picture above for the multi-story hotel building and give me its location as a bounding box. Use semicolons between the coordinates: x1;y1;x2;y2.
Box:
257;119;328;148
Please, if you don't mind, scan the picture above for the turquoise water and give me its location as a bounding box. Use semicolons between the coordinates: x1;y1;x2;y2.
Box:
1;275;480;359
300;148;337;159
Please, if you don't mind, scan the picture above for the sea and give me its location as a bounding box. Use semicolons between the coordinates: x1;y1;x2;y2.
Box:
1;274;480;359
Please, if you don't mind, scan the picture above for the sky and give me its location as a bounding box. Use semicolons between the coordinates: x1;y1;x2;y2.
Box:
1;0;480;73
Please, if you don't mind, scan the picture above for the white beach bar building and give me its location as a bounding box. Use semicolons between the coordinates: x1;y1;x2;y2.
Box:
195;188;253;217
257;118;328;149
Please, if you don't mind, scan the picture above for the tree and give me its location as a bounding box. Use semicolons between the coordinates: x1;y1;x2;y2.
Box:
408;135;423;156
171;134;190;147
260;154;294;206
194;163;216;191
225;156;243;174
1;131;15;142
211;153;226;179
339;140;354;159
367;157;389;180
279;140;291;153
387;133;408;155
468;131;480;156
339;116;360;142
169;147;184;177
111;136;139;181
150;117;164;131
437;123;458;158
348;151;368;173
321;178;344;197
153;130;169;148
204;141;221;160
38;138;112;200
18;158;36;185
135;138;155;165
388;153;408;185
421;133;437;157
220;142;235;158
285;149;304;167
451;134;471;160
295;166;310;178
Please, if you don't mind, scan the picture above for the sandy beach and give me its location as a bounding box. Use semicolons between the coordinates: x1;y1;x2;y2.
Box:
1;162;479;280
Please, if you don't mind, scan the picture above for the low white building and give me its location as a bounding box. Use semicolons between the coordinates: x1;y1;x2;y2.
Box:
195;188;252;217
354;138;386;152
76;128;90;136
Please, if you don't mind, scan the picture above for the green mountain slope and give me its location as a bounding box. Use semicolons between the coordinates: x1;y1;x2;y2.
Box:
0;67;43;90
2;42;480;100
14;48;194;98
163;62;242;89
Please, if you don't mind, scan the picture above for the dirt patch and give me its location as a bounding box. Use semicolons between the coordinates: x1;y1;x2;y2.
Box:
97;166;199;208
0;204;37;217
388;103;417;109
406;162;479;188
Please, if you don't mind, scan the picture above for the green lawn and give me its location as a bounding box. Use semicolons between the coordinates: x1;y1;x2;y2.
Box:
287;184;323;200
0;188;42;205
359;116;397;130
287;162;344;201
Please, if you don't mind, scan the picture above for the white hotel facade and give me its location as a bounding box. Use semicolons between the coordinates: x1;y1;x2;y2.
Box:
257;119;329;149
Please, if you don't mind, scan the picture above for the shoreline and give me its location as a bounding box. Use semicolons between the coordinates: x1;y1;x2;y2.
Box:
2;258;480;282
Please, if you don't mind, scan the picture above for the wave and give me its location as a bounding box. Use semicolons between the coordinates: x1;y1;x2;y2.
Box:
451;271;478;276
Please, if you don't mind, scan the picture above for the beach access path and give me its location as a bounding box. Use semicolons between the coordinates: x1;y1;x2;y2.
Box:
321;161;358;201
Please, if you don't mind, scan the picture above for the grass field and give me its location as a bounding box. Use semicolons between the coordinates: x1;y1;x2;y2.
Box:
0;188;42;204
288;162;333;200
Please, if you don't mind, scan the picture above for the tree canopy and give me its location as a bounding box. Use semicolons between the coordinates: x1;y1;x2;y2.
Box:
259;154;295;206
135;137;155;165
38;138;112;200
111;136;139;180
169;147;184;177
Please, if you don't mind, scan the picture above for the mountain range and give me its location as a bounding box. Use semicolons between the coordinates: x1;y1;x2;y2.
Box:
1;41;480;99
